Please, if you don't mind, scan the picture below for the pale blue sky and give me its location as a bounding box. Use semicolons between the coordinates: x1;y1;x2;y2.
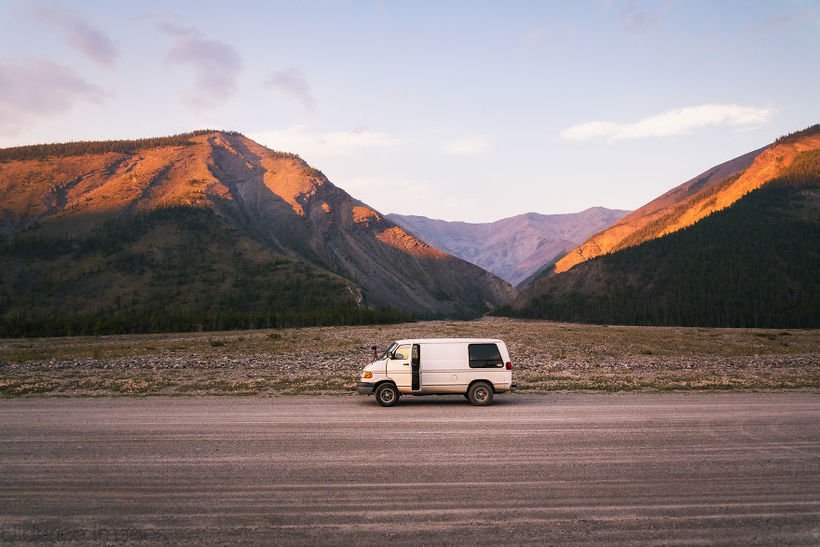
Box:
1;0;818;221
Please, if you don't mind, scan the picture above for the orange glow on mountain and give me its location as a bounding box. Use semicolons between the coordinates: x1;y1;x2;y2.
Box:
554;133;820;273
0;129;517;318
376;226;447;258
352;205;381;224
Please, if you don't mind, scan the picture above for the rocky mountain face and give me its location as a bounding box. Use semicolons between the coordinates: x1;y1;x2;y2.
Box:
554;127;820;273
0;131;516;334
386;208;629;287
504;125;820;328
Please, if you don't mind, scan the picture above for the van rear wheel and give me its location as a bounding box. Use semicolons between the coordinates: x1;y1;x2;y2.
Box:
467;382;493;406
375;384;399;407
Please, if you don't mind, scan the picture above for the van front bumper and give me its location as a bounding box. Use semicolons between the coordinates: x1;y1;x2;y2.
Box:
356;381;376;395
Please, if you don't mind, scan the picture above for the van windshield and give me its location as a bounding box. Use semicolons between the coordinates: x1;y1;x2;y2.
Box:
380;342;398;360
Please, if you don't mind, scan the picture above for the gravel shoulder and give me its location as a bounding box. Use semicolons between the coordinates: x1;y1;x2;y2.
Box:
0;318;818;397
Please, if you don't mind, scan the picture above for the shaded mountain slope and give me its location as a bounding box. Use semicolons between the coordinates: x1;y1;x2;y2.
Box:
554;125;820;273
0;131;515;335
387;208;629;286
502;148;820;328
0;206;400;336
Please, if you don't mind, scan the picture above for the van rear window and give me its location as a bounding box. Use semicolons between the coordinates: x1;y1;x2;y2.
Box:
468;343;503;368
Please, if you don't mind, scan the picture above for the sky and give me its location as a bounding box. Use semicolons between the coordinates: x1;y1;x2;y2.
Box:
0;0;818;222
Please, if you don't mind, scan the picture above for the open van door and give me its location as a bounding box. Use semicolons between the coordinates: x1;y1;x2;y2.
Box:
411;344;420;391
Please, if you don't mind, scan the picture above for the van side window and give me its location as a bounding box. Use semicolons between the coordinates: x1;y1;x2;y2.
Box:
393;344;411;360
468;343;503;368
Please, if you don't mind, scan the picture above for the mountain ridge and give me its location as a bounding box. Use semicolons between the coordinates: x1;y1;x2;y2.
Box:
554;126;820;273
503;127;820;328
0;130;515;335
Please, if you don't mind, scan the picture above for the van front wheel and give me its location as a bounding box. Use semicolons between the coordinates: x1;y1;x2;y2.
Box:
375;384;399;407
467;382;493;406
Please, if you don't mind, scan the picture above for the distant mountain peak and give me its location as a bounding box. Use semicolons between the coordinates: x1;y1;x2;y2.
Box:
387;208;630;286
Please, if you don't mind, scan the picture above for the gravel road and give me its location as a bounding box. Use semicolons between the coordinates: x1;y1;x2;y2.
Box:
0;393;818;544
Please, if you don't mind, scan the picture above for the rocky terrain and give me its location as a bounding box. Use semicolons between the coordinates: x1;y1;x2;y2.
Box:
1;318;817;396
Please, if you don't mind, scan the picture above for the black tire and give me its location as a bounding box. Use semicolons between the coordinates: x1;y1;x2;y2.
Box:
375;383;399;407
467;381;493;406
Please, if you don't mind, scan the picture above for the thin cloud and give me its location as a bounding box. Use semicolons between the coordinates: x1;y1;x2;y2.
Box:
562;104;774;141
32;2;119;68
0;58;108;134
620;2;657;36
612;0;677;38
249;126;402;158
440;136;491;157
520;25;546;54
751;7;818;35
159;23;242;108
343;175;443;214
265;68;315;111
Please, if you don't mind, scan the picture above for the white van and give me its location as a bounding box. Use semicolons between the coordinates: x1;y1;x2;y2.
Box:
356;338;514;406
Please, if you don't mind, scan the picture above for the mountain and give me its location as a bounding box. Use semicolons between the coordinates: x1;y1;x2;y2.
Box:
386;208;629;287
502;126;820;328
554;125;820;273
0;130;515;336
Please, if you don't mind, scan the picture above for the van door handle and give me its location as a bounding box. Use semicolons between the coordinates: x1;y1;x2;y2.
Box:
402;363;410;366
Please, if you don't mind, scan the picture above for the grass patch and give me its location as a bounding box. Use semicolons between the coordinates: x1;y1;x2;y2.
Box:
0;378;60;396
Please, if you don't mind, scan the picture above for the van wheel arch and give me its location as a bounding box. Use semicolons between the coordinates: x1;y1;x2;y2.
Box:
374;379;398;391
467;379;496;392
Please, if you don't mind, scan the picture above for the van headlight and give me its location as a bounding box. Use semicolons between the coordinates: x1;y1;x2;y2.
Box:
362;371;372;379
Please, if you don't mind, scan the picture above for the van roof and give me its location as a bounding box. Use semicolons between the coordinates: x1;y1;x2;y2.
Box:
393;338;504;345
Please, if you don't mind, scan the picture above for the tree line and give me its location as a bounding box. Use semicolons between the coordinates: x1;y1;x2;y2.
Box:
0;129;300;163
774;123;820;145
0;206;412;337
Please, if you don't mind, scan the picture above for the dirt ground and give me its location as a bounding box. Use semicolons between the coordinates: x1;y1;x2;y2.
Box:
0;317;818;396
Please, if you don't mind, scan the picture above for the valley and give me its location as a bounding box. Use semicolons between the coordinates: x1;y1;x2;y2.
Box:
1;125;818;336
387;208;629;286
2;5;817;545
